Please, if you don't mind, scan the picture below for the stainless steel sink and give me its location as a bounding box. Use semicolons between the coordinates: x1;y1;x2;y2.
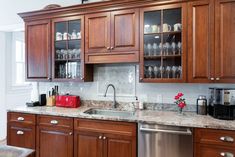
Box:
83;108;135;118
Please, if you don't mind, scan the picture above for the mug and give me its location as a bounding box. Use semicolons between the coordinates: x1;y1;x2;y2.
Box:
174;23;182;31
56;32;62;41
63;32;68;40
151;25;160;33
144;24;151;33
163;23;171;32
77;32;81;39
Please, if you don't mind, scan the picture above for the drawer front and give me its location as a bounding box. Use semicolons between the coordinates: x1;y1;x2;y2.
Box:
74;118;136;137
37;115;73;129
7;124;36;149
195;144;235;157
8;112;36;125
195;128;235;147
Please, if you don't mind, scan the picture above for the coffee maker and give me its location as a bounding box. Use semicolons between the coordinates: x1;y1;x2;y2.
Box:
208;88;235;120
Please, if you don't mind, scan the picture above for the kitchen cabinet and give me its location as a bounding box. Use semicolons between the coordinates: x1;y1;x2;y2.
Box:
139;3;187;83
36;115;73;157
7;112;36;149
85;9;139;64
74;119;136;157
52;16;93;82
194;128;235;157
25;20;51;81
188;0;215;83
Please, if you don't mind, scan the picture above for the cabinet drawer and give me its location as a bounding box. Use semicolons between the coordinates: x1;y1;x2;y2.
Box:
8;112;36;125
37;115;73;129
7;124;36;149
195;144;235;157
74;118;136;137
195;128;235;147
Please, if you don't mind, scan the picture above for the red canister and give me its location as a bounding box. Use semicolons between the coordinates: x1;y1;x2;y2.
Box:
56;95;80;108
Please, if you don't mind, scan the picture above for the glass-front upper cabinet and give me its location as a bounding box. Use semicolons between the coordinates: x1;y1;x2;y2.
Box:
140;4;187;83
52;16;92;82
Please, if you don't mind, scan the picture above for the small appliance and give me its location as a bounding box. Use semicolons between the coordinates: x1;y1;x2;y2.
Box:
208;88;235;120
39;94;47;106
56;95;80;108
196;95;207;115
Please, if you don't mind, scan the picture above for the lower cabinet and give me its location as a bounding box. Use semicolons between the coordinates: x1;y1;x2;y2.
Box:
74;118;137;157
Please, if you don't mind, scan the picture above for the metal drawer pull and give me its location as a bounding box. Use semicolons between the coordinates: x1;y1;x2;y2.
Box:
140;127;192;135
220;136;234;143
17;131;24;135
103;136;106;140
69;132;73;135
17;117;24;121
50;120;58;125
99;136;102;139
220;152;234;157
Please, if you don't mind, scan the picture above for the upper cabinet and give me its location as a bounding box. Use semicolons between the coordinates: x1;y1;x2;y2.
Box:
215;0;235;83
85;9;139;64
25;20;51;81
187;0;215;83
139;3;187;83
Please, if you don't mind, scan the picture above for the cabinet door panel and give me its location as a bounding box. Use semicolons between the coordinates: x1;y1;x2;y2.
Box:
106;139;133;157
37;126;73;157
85;12;110;54
215;0;235;83
111;9;139;53
74;131;102;157
188;0;214;83
26;20;51;80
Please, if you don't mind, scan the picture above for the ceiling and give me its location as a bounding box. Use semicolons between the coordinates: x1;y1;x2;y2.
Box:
0;0;99;31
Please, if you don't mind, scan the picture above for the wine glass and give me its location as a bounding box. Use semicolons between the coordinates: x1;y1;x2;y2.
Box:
177;42;182;54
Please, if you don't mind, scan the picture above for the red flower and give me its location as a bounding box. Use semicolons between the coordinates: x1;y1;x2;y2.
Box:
177;92;184;97
178;102;186;109
175;96;180;100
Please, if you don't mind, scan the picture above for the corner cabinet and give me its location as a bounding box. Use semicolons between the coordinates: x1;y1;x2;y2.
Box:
139;3;187;83
25;20;51;81
85;9;139;64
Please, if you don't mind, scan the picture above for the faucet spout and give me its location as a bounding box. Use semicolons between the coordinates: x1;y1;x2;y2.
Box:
104;84;116;108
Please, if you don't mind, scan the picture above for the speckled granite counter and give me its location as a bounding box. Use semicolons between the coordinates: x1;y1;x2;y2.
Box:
8;105;235;131
0;145;34;157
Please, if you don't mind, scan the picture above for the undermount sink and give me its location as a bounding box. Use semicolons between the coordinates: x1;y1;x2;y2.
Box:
83;108;135;118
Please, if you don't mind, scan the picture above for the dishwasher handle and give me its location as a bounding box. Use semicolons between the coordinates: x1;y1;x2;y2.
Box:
140;126;192;135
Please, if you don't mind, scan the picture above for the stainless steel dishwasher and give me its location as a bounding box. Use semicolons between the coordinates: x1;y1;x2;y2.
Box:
138;123;193;157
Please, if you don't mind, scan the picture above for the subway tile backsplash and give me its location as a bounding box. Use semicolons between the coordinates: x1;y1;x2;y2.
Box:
39;64;235;105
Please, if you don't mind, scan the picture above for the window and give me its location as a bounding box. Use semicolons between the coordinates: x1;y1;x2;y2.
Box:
15;39;25;85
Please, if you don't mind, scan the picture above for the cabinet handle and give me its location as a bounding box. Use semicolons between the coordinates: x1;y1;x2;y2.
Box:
103;136;106;140
99;136;102;139
80;77;84;80
110;47;114;50
17;117;24;121
17;131;24;135
50;120;58;125
140;78;143;81
216;77;220;81
107;47;110;50
220;152;234;157
210;78;215;81
69;132;73;135
220;136;234;143
47;77;51;80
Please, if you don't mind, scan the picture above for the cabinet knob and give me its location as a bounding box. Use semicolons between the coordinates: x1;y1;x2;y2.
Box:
216;77;220;81
210;78;215;81
80;77;84;80
47;77;51;80
99;136;102;139
140;78;143;81
103;136;106;140
220;152;234;157
69;132;73;135
110;47;114;50
17;130;24;135
50;120;58;125
220;136;234;143
17;117;24;121
107;47;110;50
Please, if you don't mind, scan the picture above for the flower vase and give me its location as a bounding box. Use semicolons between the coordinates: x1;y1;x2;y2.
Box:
178;108;183;115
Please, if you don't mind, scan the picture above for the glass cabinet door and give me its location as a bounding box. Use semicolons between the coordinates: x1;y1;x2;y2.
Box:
53;18;83;81
140;4;186;82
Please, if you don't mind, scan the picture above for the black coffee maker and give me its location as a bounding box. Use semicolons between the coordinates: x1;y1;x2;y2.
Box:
208;88;235;120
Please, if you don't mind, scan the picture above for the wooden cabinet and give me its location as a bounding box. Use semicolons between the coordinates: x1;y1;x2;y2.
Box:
74;119;136;157
25;20;51;81
85;9;139;64
7;112;36;149
194;128;235;157
188;0;215;83
36;115;73;157
215;0;235;83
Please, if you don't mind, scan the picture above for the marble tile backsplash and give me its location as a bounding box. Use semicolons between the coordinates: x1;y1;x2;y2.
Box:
39;64;235;105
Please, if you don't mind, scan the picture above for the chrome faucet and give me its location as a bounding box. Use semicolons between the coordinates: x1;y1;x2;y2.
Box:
104;84;116;108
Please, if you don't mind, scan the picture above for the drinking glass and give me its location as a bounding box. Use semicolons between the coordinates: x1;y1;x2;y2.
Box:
165;42;171;55
152;43;158;56
153;66;160;78
166;66;172;78
147;43;152;56
159;66;164;78
171;42;176;55
177;42;182;54
172;66;178;78
148;66;154;78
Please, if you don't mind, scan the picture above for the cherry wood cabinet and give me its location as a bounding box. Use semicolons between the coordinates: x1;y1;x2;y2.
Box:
188;0;215;83
85;9;139;64
194;128;235;157
36;115;73;157
74;119;137;157
25;20;51;81
215;0;235;83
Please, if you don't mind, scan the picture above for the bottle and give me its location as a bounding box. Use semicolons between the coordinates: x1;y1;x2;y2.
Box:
197;95;207;115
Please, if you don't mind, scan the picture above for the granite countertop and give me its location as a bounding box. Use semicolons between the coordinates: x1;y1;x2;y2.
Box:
0;145;34;157
8;104;235;131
